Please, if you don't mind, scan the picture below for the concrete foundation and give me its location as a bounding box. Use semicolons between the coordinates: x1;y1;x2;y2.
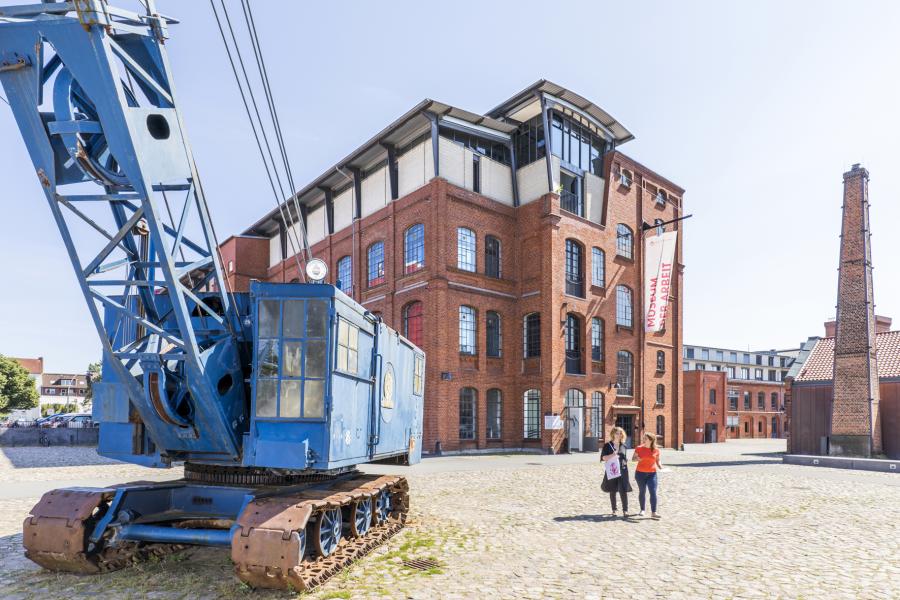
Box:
828;434;872;458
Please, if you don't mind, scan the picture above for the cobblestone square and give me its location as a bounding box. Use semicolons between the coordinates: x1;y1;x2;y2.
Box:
0;440;897;599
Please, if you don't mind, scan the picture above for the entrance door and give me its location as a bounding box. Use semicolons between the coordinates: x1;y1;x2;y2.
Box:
704;423;718;443
615;414;634;448
568;407;584;452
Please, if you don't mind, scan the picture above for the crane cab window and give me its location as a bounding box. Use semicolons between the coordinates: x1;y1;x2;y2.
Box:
413;354;424;396
255;298;329;419
336;318;359;375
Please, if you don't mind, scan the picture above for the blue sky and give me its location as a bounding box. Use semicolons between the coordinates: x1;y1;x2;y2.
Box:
1;0;899;372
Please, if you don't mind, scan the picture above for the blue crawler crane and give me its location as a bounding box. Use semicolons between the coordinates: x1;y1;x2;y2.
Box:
0;1;423;590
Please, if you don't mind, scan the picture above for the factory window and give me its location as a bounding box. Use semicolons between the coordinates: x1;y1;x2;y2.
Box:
514;115;546;168
486;388;502;440
523;389;541;439
592;247;605;287
591;318;604;362
656;350;666;372
336;256;352;295
459;387;477;440
656;384;665;405
404;224;425;274
757;392;765;410
565;388;585;407
616;285;633;328
616;224;633;259
403;301;424;348
656;415;665;440
729;390;738;410
771;392;779;411
564;313;583;375
367;242;385;287
549;111;607;175
559;170;583;217
473;154;481;193
743;391;751;410
709;388;717;405
441;127;511;165
486;311;502;358
255;298;328;420
413;354;425;397
590;391;604;438
336;317;359;376
459;306;476;354
565;239;585;297
485;235;502;278
616;351;634;396
457;227;476;272
523;313;541;358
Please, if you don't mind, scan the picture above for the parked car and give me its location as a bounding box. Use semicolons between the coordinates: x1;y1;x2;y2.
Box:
55;413;95;428
38;414;68;428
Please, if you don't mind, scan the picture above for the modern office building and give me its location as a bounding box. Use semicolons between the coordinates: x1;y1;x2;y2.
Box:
682;344;797;442
222;80;686;453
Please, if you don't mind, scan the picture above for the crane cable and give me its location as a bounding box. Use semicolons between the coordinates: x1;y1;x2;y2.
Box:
209;0;309;278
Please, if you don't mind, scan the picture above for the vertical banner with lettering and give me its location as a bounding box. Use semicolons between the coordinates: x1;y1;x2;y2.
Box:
644;231;678;333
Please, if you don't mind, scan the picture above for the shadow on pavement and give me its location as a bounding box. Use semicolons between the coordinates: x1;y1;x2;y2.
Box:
553;514;627;523
673;459;782;468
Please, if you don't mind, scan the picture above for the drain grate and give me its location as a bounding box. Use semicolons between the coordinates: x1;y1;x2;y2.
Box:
402;557;441;571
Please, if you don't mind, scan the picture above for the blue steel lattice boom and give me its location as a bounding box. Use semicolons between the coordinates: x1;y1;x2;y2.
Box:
0;1;423;591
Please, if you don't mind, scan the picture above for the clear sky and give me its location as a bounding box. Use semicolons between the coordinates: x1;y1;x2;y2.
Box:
1;0;899;372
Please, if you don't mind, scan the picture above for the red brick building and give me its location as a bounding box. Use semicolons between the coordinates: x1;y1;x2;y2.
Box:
222;81;685;453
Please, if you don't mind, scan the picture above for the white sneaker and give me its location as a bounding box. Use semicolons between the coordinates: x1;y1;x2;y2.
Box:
638;510;646;517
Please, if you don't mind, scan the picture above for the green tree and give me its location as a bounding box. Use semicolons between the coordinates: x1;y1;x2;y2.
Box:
0;355;39;412
86;361;102;401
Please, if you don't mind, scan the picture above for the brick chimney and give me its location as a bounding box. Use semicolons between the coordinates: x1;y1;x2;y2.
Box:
830;164;881;457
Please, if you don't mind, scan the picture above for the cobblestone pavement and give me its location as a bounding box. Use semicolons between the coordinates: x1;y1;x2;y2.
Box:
0;441;898;599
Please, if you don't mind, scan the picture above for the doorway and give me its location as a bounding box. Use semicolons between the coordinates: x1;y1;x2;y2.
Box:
704;423;718;443
615;414;634;448
568;407;584;452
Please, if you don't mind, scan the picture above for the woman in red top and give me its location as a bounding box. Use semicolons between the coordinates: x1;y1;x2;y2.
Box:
632;432;663;518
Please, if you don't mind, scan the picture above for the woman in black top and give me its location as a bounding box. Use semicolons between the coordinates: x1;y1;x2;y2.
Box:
602;426;633;517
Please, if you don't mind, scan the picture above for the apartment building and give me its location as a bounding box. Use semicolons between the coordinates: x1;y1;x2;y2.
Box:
222;80;686;453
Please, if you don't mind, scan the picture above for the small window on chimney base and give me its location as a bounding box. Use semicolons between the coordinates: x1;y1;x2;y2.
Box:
228;260;234;273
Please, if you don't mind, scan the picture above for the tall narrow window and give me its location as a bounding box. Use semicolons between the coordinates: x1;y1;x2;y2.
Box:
616;351;633;396
486;388;502;439
616;224;633;259
616;285;633;327
565;313;583;374
758;392;765;410
771;392;779;411
590;391;604;438
591;247;605;287
472;154;481;193
457;227;476;272
565;239;584;297
523;389;541;439
559;170;583;217
486;311;502;358
403;301;424;348
591;318;604;362
744;391;751;410
523;313;541;358
367;241;385;287
656;383;665;405
336;256;352;295
459;306;476;354
404;224;425;274
656;415;665;439
485;235;501;278
656;350;665;372
709;388;717;404
459;388;476;440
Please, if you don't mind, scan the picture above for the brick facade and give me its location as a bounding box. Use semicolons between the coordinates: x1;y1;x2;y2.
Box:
226;151;684;454
683;371;786;443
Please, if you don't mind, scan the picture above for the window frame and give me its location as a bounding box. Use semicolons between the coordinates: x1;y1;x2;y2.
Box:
457;227;476;272
486;388;502;440
591;317;604;363
523;389;541;439
336;255;352;295
367;241;385;287
616;224;634;259
402;301;424;348
486;310;502;358
616;350;634;396
616;285;634;328
523;313;541;358
459;305;477;355
591;247;605;288
485;235;502;278
403;224;425;275
458;387;477;441
564;239;585;297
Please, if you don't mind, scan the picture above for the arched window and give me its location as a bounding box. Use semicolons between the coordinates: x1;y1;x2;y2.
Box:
565;388;585;407
616;285;633;327
757;392;765;410
590;391;604;438
616;224;633;259
523;313;541;358
564;313;583;374
656;383;665;405
404;224;425;274
367;241;385;287
336;256;352;295
591;318;604;362
403;301;424;347
459;306;476;354
459;388;476;440
486;388;502;439
457;227;476;272
523;389;541;439
485;235;501;278
486;311;502;358
656;415;665;439
654;218;665;237
709;388;717;404
616;351;633;396
591;247;605;287
656;350;665;372
771;392;779;410
565;239;584;297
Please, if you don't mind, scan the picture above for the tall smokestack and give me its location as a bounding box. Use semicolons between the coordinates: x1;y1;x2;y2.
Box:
831;164;881;457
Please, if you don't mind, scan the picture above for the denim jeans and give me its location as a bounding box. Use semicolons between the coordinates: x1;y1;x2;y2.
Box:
635;471;658;513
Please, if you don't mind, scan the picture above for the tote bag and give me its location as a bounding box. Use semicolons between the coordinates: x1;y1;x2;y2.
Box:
604;455;621;480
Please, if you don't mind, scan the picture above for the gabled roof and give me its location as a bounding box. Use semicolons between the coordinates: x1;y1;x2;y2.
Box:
793;331;900;381
12;357;43;375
